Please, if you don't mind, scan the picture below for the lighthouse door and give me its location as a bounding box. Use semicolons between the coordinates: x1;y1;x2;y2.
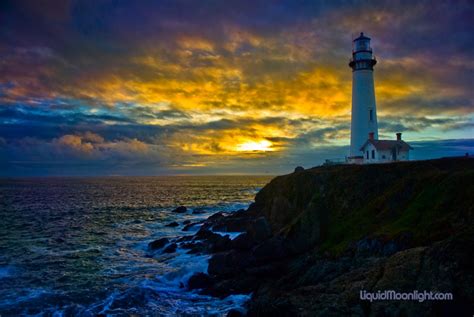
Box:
392;148;397;161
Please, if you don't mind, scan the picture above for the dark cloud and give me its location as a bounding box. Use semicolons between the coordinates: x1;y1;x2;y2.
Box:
0;0;473;175
379;115;474;133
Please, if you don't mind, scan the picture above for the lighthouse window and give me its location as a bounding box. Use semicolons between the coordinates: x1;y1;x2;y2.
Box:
369;109;373;121
366;151;369;159
372;150;375;159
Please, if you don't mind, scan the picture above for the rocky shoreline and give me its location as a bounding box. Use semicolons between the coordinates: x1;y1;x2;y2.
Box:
148;157;474;316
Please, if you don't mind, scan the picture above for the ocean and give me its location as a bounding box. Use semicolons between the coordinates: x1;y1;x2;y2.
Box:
0;176;273;316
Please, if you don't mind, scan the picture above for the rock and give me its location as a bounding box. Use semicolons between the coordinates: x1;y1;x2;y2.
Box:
208;212;225;221
354;237;384;256
208;253;233;276
183;220;191;225
176;235;193;243
252;236;287;261
162;243;177;253
171;206;187;213
208;211;254;232
182;222;200;231
210;235;232;252
351;235;412;257
212;217;251;232
247;296;297;317
231;233;255;250
195;228;232;252
181;241;206;254
195;228;216;240
148;237;169;250
234;209;247;215
188;272;214;290
248;217;272;242
294;166;304;172
208;250;255;276
244;262;284;278
165;221;179;227
204;274;260;298
226;309;244;317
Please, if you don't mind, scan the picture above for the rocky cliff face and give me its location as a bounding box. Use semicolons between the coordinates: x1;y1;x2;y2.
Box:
154;157;474;316
243;158;474;316
253;157;473;254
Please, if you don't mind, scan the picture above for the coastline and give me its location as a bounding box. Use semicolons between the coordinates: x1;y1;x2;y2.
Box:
155;157;474;316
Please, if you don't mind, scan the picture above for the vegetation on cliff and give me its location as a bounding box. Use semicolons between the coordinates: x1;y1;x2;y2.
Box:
254;157;474;254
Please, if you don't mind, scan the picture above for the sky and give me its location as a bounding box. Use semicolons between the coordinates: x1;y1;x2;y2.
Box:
0;0;473;176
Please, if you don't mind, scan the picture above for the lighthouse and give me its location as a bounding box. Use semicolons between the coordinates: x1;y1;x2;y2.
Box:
348;32;378;160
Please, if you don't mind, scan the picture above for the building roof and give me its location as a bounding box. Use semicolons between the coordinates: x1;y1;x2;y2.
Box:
359;139;413;152
354;32;370;41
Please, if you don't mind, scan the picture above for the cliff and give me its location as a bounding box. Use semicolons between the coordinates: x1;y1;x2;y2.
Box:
244;157;474;316
253;157;474;254
153;157;474;316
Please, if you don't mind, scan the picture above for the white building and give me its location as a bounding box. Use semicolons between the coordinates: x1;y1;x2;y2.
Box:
360;132;413;163
347;33;412;164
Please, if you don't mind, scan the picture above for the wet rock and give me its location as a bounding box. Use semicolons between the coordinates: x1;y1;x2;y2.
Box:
171;206;187;213
231;233;255;250
205;274;259;298
148;237;169;250
210;235;232;252
208;212;225;221
183;220;191;225
195;228;216;239
176;235;194;243
234;209;247;215
212;218;250;232
165;221;179;227
209;212;255;232
186;248;204;255
162;243;177;253
208;250;255;276
195;228;232;252
182;242;206;254
188;272;214;290
182;222;200;232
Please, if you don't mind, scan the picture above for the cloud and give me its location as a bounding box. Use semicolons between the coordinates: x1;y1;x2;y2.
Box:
52;132;150;158
0;0;473;175
56;134;95;154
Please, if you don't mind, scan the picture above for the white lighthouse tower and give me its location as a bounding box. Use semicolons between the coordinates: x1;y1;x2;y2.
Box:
348;32;378;160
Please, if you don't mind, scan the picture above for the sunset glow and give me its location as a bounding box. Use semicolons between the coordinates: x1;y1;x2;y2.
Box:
235;140;274;152
0;1;472;176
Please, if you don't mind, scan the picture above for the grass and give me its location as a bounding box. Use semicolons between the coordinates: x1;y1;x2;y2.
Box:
257;158;474;255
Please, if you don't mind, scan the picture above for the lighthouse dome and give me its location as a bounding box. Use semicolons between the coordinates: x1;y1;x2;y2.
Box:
353;32;371;52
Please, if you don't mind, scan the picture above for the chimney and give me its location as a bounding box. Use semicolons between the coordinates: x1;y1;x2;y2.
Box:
368;132;374;140
396;132;402;141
